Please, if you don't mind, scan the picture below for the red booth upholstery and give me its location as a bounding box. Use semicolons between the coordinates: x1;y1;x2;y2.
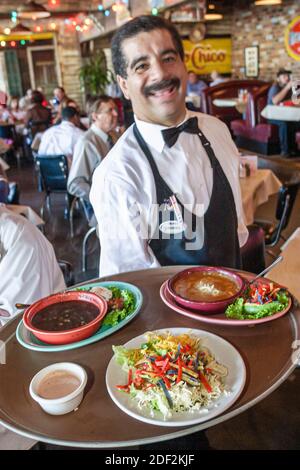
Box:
200;79;266;129
230;84;280;155
296;132;300;151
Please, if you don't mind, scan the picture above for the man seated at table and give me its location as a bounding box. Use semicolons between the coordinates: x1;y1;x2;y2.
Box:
267;69;299;157
68;96;118;222
38;106;85;165
90;15;248;277
0;205;65;326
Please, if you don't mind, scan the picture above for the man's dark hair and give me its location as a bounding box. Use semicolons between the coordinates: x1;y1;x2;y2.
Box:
277;68;291;78
61;106;79;121
31;90;44;104
111;15;184;78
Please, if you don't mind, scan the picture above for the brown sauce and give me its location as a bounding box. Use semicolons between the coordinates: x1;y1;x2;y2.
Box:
38;370;81;399
32;300;99;331
173;271;239;302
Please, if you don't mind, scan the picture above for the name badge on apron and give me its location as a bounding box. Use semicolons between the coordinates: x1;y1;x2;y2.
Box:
159;195;187;235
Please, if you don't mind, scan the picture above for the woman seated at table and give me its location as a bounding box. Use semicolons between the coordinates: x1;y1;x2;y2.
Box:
8;96;26;123
0;206;65;326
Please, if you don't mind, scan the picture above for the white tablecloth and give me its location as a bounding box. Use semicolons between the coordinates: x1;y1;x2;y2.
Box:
240;169;282;225
261;105;300;122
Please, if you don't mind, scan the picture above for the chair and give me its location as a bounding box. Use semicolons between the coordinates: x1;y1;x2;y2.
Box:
35;154;73;219
254;183;299;248
241;224;266;274
231;84;280;154
0;124;23;168
82;226;97;272
69;196;92;238
296;132;300;151
58;259;74;287
200;79;267;129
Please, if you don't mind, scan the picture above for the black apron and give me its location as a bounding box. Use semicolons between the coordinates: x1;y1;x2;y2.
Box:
133;124;242;269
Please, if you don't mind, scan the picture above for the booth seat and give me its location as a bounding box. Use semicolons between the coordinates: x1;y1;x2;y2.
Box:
296;132;300;151
230;84;280;155
200;79;267;129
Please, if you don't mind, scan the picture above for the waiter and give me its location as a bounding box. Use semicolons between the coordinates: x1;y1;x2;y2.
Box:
90;15;248;276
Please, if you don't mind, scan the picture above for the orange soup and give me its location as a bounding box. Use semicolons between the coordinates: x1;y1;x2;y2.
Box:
173;271;239;302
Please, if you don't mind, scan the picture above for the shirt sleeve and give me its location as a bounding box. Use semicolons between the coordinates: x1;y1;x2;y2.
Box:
68;139;100;201
0;214;65;320
90;173;160;277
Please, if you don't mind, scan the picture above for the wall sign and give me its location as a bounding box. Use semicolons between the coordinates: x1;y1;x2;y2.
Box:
244;46;259;78
183;38;232;75
285;16;300;61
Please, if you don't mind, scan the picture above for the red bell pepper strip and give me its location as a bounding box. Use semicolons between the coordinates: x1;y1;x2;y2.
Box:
198;371;212;393
176;357;183;384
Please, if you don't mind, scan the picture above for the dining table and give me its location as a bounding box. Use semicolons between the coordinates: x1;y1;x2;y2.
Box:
240;168;282;225
261;105;300;122
212;98;247;115
0;266;298;448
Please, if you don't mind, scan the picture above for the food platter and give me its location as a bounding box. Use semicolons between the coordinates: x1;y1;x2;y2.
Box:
160;280;292;326
16;281;143;352
106;327;246;427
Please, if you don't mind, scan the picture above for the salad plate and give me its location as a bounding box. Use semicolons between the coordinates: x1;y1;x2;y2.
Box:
106;327;246;427
16;281;143;352
160;280;292;326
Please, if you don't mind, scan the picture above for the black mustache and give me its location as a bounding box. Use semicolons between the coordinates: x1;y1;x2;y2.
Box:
143;78;180;97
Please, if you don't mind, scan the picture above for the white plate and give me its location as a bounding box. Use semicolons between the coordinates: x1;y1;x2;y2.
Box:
106;327;246;427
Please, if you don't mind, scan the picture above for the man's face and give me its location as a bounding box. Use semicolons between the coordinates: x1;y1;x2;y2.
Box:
117;28;188;126
92;100;118;133
278;73;290;87
54;88;64;101
188;72;198;84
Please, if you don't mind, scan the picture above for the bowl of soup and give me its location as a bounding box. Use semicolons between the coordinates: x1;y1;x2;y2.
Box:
167;266;244;314
29;362;87;415
23;291;108;345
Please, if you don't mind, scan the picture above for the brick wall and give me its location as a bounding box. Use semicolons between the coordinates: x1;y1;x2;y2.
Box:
229;0;300;81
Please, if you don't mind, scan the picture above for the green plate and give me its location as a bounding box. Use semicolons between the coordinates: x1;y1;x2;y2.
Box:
16;281;143;352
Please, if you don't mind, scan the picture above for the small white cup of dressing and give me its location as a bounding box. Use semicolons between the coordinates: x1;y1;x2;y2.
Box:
29;362;87;415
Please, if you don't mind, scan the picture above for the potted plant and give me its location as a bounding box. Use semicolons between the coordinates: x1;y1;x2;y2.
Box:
79;52;113;96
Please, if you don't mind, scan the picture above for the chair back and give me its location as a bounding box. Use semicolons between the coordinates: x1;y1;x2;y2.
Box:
275;183;298;232
0;124;16;140
35;154;69;193
246;84;271;128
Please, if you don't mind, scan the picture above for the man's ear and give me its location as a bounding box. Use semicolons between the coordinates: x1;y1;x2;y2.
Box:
117;75;130;100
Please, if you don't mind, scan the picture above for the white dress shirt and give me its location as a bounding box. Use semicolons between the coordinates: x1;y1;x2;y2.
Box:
68;124;111;201
90;110;248;277
0;205;66;325
38;121;85;163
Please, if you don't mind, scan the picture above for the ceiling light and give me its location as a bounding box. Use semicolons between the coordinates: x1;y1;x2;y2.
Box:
255;0;282;5
204;13;223;21
18;1;50;20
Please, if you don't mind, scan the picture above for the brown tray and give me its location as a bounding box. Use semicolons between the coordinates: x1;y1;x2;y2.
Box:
0;266;299;448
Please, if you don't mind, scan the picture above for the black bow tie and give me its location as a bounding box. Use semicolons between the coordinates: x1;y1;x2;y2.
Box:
161;117;200;148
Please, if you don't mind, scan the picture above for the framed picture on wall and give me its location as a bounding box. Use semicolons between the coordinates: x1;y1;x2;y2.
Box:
244;46;259;78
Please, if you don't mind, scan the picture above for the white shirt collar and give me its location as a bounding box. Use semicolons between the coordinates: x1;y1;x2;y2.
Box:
134;111;191;153
91;123;109;144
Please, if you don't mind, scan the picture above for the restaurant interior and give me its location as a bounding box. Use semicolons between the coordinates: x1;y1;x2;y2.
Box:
0;0;299;452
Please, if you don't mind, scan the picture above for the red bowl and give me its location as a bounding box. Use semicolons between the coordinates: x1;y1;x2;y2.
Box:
167;266;245;314
23;291;108;345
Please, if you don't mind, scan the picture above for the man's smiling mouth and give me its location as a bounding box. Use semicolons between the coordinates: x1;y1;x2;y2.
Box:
144;78;180;98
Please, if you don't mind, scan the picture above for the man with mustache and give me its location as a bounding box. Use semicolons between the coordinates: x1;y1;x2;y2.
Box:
90;15;248;277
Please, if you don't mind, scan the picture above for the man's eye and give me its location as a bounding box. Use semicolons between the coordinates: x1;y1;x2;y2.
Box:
163;56;176;63
136;63;148;72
